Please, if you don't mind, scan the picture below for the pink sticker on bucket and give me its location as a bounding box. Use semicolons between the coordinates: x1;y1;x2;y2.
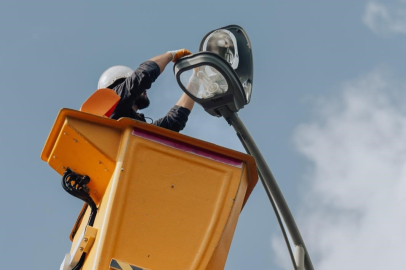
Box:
132;128;242;168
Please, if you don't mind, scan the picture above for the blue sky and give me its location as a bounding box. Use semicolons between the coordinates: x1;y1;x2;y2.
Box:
1;1;406;269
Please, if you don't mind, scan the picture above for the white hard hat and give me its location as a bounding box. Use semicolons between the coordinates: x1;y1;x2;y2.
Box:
98;65;133;89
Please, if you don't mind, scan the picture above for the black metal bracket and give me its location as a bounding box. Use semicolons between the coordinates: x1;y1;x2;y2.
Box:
61;168;98;270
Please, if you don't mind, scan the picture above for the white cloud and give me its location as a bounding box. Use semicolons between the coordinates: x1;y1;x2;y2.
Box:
363;1;406;35
275;68;406;269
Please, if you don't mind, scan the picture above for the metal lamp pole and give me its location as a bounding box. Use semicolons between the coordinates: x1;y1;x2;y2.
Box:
219;107;314;270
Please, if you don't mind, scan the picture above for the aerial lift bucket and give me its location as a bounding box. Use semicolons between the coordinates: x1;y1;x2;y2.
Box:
41;104;258;270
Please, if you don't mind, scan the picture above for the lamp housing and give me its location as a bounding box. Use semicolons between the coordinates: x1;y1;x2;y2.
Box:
200;25;253;104
174;52;246;117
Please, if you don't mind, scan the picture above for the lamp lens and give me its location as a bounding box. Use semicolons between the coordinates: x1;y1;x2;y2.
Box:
202;29;239;69
180;66;228;99
206;32;235;66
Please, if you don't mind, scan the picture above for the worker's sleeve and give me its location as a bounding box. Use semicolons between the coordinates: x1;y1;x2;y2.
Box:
153;105;191;132
112;61;160;117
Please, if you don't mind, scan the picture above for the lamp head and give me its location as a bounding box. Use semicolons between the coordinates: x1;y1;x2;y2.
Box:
174;52;246;116
174;25;253;117
174;25;253;116
200;25;253;104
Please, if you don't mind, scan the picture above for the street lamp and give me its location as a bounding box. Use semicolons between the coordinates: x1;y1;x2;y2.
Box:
174;25;314;270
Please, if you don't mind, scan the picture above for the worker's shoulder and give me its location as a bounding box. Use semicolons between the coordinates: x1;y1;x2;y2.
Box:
138;60;160;73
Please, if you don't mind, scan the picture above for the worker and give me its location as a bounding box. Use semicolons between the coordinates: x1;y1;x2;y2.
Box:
97;49;195;132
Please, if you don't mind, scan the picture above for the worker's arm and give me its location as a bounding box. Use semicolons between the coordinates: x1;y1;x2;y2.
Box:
111;50;192;120
150;49;192;73
149;52;172;73
151;49;195;112
152;105;191;132
176;93;195;111
114;49;191;102
153;94;194;132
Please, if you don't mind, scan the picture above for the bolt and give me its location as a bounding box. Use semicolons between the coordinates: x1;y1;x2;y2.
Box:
63;132;66;135
74;139;78;143
79;247;84;251
52;156;56;159
121;168;124;171
93;190;97;194
83;238;88;242
62;166;66;169
171;184;174;188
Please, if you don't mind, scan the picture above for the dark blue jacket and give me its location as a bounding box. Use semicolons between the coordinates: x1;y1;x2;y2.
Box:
110;61;190;132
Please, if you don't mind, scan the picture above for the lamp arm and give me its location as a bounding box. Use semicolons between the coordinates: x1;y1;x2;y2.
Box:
219;107;314;270
236;131;298;270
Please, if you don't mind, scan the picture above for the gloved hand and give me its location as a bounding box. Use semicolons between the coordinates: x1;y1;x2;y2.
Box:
168;49;192;62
